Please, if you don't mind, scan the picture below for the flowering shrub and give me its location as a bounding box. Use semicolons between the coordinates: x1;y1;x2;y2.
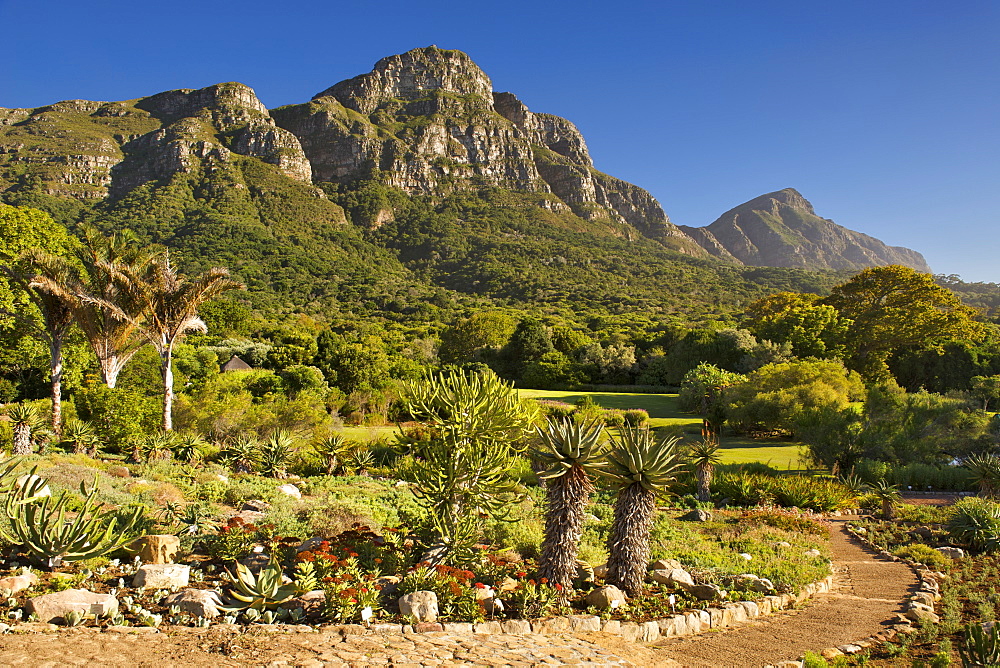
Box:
503;575;563;618
738;507;831;536
206;516;273;561
397;563;485;622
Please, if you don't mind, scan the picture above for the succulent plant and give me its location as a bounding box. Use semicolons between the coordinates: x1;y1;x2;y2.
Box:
532;418;607;591
961;622;1000;667
62;609;85;627
600;426;685;597
221;558;297;612
2;472;146;569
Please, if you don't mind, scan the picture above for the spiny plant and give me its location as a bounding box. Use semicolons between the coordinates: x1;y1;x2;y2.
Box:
138;431;177;462
7;404;40;455
221;435;260;473
532;417;607;592
171;433;206;463
221;557;297;611
866;479;902;520
964;453;1000;498
2;472;146;568
61;419;99;456
259;430;296;479
687;436;721;503
960;622;1000;667
312;434;351;475
948;497;1000;553
601;425;685;596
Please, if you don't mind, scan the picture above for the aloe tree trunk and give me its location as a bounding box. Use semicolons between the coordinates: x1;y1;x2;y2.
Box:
697;463;713;503
538;463;591;591
606;483;657;597
12;423;32;455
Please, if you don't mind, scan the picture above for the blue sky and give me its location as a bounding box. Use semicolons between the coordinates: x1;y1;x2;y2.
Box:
2;0;997;281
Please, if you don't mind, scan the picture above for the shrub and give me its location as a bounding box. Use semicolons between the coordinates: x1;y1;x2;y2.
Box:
891;543;950;568
948;497;1000;552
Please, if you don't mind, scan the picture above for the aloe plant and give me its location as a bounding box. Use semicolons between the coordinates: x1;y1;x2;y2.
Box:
221;435;260;474
258;430;296;479
532;417;607;591
221;558;297;611
687;437;721;503
866;479;902;520
2;473;146;569
600;426;685;596
7;404;39;455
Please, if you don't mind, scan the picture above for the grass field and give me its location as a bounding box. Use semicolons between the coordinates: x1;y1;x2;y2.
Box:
337;388;808;469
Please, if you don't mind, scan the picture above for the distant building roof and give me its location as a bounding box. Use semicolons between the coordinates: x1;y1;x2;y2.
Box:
222;355;253;372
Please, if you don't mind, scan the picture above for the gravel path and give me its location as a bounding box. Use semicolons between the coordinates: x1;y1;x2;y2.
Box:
603;519;918;667
0;520;917;667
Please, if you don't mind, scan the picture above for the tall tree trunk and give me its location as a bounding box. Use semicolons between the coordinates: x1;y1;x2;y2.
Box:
49;336;64;440
606;483;657;597
12;424;32;455
161;346;174;431
538;464;591;591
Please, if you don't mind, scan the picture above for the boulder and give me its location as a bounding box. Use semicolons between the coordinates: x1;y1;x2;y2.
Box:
398;590;438;622
27;589;117;623
651;558;683;571
650;568;694;587
593;563;609;579
905;607;940;624
276;484;301;500
584;585;628;610
132;564;190;589
682;583;726;601
936;546;965;560
133;535;181;564
163;589;222;618
15;474;50;498
0;572;38;595
912;592;936;607
680;509;713;522
281;590;326;618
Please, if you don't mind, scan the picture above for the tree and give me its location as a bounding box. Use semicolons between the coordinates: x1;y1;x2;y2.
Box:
743;292;849;359
7;404;40;455
438;311;516;365
533;418;607;592
725;360;865;435
31;225;154;389
971;375;1000;411
601;426;685;597
398;369;537;565
97;254;243;430
823;265;984;381
0;205;78;436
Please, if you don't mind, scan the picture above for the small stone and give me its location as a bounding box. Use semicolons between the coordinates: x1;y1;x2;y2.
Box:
473;621;502;634
567;615;601;632
108;466;131;478
441;622;473;633
215;474;229;483
638;620;660;642
500;619;531;635
620;622;642;642
821;648;844;659
411;622;443;632
532;616;571;634
600;619;622;635
398;591;438;622
838;644;864;654
163;589;223;618
650;568;694;587
775;541;792;547
584;585;627;609
133;564;190;589
905;608;940;624
276;484;301;499
132;535;181;564
739;553;753;561
912;592;936;607
27;589;118;623
680;509;712;522
0;572;38;594
593;563;608;579
804;549;822;558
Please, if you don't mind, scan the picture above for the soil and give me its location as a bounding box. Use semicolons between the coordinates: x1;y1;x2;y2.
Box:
0;518;923;667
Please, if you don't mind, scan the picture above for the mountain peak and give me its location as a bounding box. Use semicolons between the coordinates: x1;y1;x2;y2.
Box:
314;46;493;113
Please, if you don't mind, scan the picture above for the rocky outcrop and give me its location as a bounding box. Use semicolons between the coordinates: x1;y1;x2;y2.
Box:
682;189;931;272
0;82;312;201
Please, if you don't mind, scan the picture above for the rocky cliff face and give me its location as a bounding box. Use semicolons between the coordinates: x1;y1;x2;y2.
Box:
0;82;313;201
679;189;931;272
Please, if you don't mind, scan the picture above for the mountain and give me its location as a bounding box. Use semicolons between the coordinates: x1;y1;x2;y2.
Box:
679;189;930;272
0;46;918;320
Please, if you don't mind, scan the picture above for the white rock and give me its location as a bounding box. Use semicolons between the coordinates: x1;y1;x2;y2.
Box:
650;568;694;587
163;589;222;618
15;474;50;498
936;546;965;559
739;553;753;561
132;564;190;589
398;590;438;622
584;585;627;610
276;484;302;499
27;589;117;623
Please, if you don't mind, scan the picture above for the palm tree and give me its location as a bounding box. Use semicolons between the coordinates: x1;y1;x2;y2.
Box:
532;417;607;592
30;226;153;389
688;436;722;503
3;250;76;438
601;425;685;597
95;253;242;430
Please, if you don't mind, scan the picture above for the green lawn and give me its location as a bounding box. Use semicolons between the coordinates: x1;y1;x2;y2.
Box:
519;388;808;470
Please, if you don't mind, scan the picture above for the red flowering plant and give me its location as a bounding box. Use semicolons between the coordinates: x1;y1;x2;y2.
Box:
503;576;564;619
206;516;275;561
308;523;415;576
298;542;385;623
